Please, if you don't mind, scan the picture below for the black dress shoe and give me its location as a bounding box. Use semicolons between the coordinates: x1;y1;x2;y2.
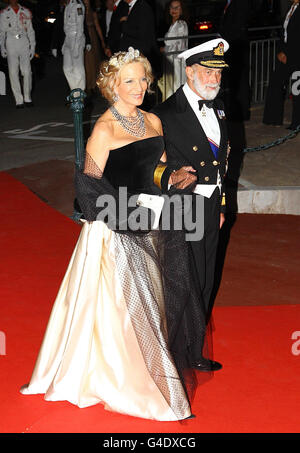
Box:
16;104;24;109
192;358;222;372
24;101;34;107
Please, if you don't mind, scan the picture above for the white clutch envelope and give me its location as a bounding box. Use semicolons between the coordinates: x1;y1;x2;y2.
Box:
136;193;165;230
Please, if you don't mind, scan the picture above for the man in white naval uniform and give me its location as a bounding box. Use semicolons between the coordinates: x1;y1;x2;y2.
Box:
52;0;90;91
0;0;35;108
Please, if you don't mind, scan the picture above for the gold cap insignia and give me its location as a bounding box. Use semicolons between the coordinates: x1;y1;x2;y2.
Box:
213;42;224;56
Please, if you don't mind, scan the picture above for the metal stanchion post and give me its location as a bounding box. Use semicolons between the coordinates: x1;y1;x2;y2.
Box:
67;88;87;221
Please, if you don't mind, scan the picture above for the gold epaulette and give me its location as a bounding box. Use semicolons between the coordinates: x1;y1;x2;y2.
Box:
154;163;167;190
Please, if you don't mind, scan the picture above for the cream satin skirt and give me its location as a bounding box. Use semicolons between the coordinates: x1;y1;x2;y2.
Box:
20;221;191;421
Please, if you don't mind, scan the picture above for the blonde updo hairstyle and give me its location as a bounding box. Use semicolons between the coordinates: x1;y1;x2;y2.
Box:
96;48;154;104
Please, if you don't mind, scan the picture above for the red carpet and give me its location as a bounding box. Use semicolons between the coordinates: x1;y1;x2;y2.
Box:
0;172;299;433
215;213;300;307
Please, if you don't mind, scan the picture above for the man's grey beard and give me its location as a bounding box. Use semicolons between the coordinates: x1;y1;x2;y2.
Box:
193;73;220;100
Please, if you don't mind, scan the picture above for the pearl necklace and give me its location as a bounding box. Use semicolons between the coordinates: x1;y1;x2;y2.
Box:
110;105;146;138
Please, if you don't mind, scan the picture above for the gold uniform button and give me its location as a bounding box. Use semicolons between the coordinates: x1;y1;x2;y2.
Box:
200;161;205;166
193;145;198;151
204;176;210;182
212;160;218;166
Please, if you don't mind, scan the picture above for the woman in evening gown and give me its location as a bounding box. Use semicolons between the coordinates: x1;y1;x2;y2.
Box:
20;48;207;421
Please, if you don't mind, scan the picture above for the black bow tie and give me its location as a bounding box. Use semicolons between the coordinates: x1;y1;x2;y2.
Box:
198;99;215;110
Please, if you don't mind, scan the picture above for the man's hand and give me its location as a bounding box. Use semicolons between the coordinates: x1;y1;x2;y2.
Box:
277;51;287;64
220;213;225;229
169;166;197;189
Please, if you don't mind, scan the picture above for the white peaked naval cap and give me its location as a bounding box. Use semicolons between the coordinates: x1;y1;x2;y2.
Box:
178;38;229;68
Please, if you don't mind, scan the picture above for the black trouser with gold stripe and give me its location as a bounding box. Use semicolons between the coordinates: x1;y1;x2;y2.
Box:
186;188;221;362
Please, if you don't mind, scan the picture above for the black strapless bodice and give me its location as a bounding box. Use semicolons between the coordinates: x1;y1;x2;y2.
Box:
103;136;164;195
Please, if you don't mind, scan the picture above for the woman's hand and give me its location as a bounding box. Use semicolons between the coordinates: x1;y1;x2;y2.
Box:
169;166;197;189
